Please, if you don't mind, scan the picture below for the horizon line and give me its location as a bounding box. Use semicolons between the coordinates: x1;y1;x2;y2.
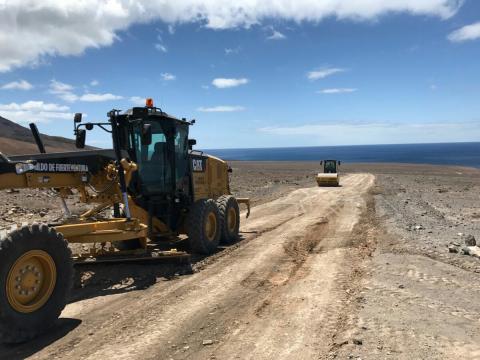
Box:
202;141;480;151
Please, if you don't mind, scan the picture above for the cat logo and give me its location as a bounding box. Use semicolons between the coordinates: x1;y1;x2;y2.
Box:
192;158;205;172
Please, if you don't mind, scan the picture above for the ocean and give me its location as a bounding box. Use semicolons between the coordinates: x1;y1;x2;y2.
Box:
204;142;480;168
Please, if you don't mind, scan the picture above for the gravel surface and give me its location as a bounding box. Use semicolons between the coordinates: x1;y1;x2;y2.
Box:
0;161;479;359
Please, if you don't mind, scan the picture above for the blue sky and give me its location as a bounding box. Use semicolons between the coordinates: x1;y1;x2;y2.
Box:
0;0;479;149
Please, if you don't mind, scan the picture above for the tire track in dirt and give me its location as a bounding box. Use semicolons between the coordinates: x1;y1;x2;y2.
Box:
1;174;375;360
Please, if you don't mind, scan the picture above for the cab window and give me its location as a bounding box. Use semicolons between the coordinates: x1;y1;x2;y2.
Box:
132;122;172;194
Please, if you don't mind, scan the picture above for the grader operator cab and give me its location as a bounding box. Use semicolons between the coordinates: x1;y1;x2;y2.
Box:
316;160;341;186
0;99;250;343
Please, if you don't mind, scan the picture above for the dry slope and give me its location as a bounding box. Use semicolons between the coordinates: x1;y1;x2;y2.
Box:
0;116;80;155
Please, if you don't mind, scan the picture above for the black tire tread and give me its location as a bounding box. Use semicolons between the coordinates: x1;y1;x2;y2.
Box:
187;199;220;255
216;195;240;244
0;223;73;344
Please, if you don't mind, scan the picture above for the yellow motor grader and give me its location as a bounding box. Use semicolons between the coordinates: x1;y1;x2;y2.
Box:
0;99;250;343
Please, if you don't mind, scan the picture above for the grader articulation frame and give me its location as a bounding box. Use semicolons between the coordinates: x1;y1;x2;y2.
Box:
0;100;250;343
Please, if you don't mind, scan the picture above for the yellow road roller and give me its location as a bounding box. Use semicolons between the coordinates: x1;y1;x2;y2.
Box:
316;160;341;186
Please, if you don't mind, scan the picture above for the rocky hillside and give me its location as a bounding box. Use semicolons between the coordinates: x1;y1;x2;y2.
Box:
0;116;83;155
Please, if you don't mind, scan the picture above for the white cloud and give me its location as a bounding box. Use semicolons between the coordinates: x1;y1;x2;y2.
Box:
49;80;121;102
257;120;480;145
154;43;168;53
161;73;176;81
225;47;240;55
0;1;463;72
78;93;123;102
49;80;74;94
308;67;345;80
90;79;99;86
212;78;249;88
318;88;357;94
0;100;73;123
197;105;245;112
49;80;77;101
154;33;168;53
58;93;79;102
168;25;175;34
448;21;480;42
130;96;145;106
267;30;286;40
1;80;33;90
0;101;69;112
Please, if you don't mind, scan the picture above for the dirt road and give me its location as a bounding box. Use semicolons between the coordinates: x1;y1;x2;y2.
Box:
1;174;375;360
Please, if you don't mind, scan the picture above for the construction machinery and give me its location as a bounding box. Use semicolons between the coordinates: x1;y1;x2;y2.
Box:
316;160;341;186
0;99;250;343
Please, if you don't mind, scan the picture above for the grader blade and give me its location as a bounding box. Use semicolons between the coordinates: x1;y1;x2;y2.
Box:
73;250;190;265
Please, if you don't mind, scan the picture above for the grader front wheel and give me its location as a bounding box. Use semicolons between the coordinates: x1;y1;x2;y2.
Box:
0;224;73;344
6;250;56;314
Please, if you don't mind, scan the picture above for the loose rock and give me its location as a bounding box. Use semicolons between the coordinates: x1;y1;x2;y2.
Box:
203;340;214;346
462;246;480;258
448;245;458;253
464;235;476;246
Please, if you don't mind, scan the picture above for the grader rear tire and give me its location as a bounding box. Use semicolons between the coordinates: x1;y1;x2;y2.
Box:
216;195;240;244
0;224;73;344
187;199;221;255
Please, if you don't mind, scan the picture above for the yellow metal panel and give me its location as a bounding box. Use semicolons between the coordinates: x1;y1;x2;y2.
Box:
192;155;230;201
0;172;86;190
193;172;209;200
0;173;28;189
54;218;148;244
127;197;170;234
25;173;86;188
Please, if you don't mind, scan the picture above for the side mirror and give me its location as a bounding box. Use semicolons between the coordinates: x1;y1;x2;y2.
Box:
338;161;341;166
141;124;152;146
188;139;197;149
76;129;86;149
319;161;323;165
74;113;83;123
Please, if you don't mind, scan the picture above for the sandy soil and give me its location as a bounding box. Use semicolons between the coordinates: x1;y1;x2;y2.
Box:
1;162;479;359
339;163;480;359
